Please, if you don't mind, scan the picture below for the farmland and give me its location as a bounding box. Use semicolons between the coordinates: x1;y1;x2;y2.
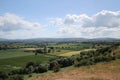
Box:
0;54;56;72
0;49;34;59
0;42;95;73
0;40;120;80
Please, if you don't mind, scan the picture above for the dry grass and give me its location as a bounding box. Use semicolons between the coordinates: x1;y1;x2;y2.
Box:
22;48;40;50
58;49;95;57
58;51;80;57
29;59;120;80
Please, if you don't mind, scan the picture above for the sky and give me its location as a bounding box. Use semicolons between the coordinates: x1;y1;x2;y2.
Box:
0;0;120;39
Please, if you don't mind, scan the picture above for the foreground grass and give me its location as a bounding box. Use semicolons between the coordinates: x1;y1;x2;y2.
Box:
25;66;74;80
29;59;120;80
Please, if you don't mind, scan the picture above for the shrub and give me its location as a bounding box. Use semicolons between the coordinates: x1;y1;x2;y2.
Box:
53;63;60;72
26;62;37;68
0;71;8;79
74;60;80;67
34;64;48;73
9;75;24;80
28;74;32;78
49;61;58;70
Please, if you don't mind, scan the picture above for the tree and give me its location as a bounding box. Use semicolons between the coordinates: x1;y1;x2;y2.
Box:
43;46;48;54
26;62;36;68
49;61;58;70
36;64;48;73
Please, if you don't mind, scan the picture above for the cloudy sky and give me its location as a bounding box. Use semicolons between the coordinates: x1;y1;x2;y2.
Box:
0;0;120;39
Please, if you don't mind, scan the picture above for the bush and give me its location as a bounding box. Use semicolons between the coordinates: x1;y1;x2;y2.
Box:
26;62;37;68
53;63;60;72
28;74;32;78
9;75;24;80
34;64;48;73
9;69;20;75
0;71;8;79
49;61;58;70
74;60;80;67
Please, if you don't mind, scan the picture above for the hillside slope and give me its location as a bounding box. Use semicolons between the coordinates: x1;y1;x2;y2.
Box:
30;59;120;80
30;45;120;80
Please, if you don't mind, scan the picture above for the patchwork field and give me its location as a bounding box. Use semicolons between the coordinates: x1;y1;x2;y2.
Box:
0;41;119;80
0;48;93;72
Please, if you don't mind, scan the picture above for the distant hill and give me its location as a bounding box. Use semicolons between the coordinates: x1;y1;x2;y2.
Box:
0;38;9;41
0;38;120;42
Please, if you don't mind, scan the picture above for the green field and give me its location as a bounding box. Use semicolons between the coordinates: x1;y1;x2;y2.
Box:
0;54;56;72
0;47;72;72
0;48;83;72
51;50;72;55
48;42;93;51
0;49;34;59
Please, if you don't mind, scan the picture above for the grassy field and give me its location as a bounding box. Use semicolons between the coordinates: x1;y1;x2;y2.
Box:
0;49;34;59
30;59;120;80
0;54;56;72
48;42;93;51
51;50;73;55
0;47;74;73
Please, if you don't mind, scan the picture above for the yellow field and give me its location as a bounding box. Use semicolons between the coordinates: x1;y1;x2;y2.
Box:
59;49;95;57
59;51;80;56
22;48;40;50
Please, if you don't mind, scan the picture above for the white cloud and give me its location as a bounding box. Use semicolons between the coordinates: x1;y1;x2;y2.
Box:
53;10;120;38
0;11;120;39
64;14;91;25
50;18;63;26
53;10;120;28
86;10;120;27
0;13;41;31
58;26;120;38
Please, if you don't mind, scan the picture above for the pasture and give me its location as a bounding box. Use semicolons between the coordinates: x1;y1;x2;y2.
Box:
0;49;34;59
0;53;56;72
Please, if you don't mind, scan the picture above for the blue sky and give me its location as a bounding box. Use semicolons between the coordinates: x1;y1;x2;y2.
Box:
0;0;120;39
